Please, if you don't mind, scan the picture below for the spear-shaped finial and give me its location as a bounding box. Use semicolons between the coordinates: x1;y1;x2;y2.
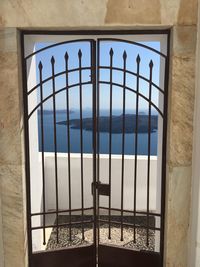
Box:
109;48;114;57
123;50;127;60
136;54;141;64
65;51;69;61
78;49;82;58
51;56;55;64
38;61;43;70
149;59;154;68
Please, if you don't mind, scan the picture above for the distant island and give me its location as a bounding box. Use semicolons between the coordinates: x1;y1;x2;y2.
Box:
57;114;158;134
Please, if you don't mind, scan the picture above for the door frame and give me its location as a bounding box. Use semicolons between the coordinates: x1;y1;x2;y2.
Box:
20;29;170;267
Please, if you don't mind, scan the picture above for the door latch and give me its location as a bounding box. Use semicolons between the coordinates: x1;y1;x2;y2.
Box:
91;181;110;196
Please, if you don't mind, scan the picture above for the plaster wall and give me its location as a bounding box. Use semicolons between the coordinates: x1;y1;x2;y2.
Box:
44;154;158;212
0;1;198;267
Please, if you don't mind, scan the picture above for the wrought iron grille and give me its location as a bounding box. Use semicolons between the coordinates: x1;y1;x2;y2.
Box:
21;31;170;267
96;38;168;250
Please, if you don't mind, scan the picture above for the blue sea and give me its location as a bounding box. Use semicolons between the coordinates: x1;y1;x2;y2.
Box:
38;110;157;155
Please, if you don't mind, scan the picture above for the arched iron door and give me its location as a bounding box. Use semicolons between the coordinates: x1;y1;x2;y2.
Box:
22;32;170;267
22;38;97;267
96;37;169;267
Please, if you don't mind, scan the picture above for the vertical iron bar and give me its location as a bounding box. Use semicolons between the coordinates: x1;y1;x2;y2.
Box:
108;48;114;239
91;40;97;266
146;60;153;246
120;51;127;241
160;31;170;261
51;56;59;243
97;47;100;186
133;54;140;243
96;40;100;248
38;61;46;245
65;52;72;241
78;49;85;240
21;32;32;265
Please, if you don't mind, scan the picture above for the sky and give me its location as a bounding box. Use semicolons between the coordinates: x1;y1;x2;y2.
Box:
33;39;163;115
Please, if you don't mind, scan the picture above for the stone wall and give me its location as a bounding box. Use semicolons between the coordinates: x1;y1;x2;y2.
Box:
0;1;198;267
189;4;200;266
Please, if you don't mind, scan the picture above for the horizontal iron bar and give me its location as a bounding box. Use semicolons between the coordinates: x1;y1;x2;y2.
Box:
99;66;164;94
28;67;92;96
22;29;170;36
25;39;94;60
98;219;161;231
98;38;167;58
99;207;161;217
28;81;92;119
29;80;163;120
24;36;167;59
99;81;163;117
31;220;94;231
31;207;93;217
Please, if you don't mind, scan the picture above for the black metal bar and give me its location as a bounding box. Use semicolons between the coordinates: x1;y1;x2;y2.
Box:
28;81;163;121
91;40;97;265
31;205;161;218
146;60;153;246
96;37;100;250
25;39;95;60
108;48;114;240
97;38;167;59
31;207;93;217
98;81;163;118
78;49;85;240
99;66;164;94
38;61;46;245
21;32;32;266
24;36;167;61
98;219;160;232
22;29;170;36
120;51;127;241
160;31;170;261
28;66;92;96
65;52;72;241
32;220;94;231
28;66;163;97
99;206;161;217
28;81;92;120
133;54;140;243
51;56;59;243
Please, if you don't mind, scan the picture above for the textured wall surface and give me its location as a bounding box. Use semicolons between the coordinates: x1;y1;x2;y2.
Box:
0;28;26;267
0;1;198;267
0;0;198;26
